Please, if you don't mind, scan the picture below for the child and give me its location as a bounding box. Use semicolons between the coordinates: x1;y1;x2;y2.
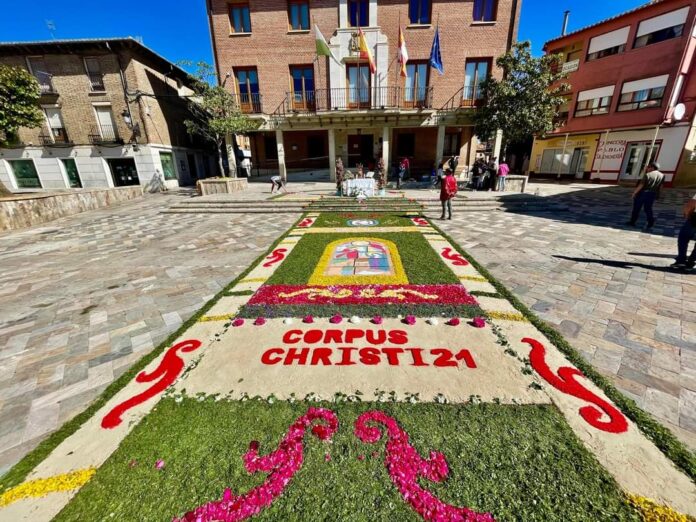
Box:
497;160;510;191
440;167;458;220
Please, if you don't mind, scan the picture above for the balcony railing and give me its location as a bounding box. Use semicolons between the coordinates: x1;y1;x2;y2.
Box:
283;86;433;113
88;72;105;91
39;128;71;145
459;86;486;108
232;93;263;114
88;124;122;144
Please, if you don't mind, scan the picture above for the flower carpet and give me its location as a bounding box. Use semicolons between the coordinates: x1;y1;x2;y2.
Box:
1;211;694;522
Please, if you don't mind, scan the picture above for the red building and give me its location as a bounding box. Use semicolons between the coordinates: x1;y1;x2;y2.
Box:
530;0;696;187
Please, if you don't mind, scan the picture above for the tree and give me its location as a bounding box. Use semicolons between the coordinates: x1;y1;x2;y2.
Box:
0;65;43;195
183;62;258;178
473;41;568;148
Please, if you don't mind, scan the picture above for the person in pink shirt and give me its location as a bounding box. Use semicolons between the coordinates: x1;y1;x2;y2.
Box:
497;160;510;192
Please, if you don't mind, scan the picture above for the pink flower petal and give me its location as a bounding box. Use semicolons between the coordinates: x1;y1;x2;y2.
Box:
155;459;165;470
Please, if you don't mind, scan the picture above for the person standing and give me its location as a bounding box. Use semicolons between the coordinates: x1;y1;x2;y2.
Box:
671;194;696;270
497;160;510;192
488;156;499;191
240;156;252;178
628;162;664;229
440;167;458;220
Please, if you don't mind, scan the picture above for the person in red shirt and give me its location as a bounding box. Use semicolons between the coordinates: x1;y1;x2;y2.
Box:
440;167;458;220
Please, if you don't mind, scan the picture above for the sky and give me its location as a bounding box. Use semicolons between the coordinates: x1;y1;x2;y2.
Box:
0;0;647;68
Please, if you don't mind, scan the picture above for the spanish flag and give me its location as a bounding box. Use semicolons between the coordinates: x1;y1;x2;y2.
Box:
358;28;376;74
398;27;408;77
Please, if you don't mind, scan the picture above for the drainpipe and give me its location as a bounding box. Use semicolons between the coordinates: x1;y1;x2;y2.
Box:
557;133;569;179
594;129;610;180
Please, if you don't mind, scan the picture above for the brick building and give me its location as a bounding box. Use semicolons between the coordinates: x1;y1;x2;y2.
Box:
530;0;696;187
0;38;217;192
206;0;520;179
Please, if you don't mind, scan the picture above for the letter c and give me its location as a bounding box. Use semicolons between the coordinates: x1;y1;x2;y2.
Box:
282;330;303;344
261;348;284;365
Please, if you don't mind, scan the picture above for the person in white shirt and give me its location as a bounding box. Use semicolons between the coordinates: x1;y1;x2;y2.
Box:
270;175;286;194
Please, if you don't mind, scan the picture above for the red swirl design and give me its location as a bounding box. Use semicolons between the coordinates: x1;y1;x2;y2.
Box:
355;411;495;521
101;339;202;429
524;338;628;434
412;217;429;227
297;218;314;228
441;247;469;266
262;248;288;268
174;408;338;522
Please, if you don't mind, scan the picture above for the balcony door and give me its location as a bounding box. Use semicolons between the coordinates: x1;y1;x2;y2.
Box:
404;62;429;108
235;68;260;113
346;63;371;109
94;106;117;140
290;65;315;111
463;59;490;107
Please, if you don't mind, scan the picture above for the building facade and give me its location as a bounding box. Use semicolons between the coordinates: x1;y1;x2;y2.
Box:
0;38;217;193
207;0;520;180
530;0;696;187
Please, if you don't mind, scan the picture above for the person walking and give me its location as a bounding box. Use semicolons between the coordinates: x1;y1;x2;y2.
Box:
440;167;458;220
497;160;510;192
628;162;664;229
671;194;696;270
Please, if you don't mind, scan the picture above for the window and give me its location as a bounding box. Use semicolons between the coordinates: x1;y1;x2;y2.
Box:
404;62;429;107
444;132;461;156
93;105;118;142
620;142;660;180
634;7;688;48
84;57;105;91
288;0;309;30
44;108;69;143
290;65;315;110
348;0;369;27
539;149;570;174
397;133;415;157
473;0;497;22
618;75;668;111
27;57;54;94
346;63;371;107
462;59;490;106
234;67;261;113
409;0;431;24
229;1;251;33
587;27;629;61
9;160;41;188
61;158;82;188
575;96;612;117
159;152;177;180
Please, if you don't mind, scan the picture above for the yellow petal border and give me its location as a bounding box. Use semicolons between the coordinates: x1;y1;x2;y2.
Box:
0;468;96;507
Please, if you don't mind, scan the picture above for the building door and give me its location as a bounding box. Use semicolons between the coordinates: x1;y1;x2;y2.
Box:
61;158;82;188
347;134;373;167
159;152;177;181
107;158;139;187
187;154;199;181
346;63;371;109
569;148;589;179
620;142;660;181
404;62;429;108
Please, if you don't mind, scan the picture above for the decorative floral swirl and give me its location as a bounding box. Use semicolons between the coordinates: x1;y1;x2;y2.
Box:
101;340;202;429
354;411;495;522
441;248;469;267
412;217;429;227
174;407;338;522
278;288;354;300
297;218;315;228
523;338;628;434
262;248;288;268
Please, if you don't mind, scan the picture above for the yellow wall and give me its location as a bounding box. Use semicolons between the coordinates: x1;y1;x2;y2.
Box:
530;133;601;175
675;123;696;188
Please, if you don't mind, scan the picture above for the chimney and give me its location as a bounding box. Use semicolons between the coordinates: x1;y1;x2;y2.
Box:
562;10;571;36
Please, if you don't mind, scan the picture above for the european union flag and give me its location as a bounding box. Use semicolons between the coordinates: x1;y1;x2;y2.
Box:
429;27;444;75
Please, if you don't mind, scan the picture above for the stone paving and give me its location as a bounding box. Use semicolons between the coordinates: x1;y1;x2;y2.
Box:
1;182;695;478
435;185;696;449
0;191;299;474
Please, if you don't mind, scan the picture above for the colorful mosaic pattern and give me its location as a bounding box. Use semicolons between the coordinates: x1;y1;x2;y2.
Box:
347;219;379;227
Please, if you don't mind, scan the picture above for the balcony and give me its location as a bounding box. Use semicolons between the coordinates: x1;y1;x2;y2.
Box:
88;124;122;145
459;86;485;108
283;86;433;113
39;128;71;145
88;73;105;92
231;93;263;114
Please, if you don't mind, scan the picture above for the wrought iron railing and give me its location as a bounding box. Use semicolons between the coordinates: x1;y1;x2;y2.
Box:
441;86;485;111
283;86;433;113
35;73;57;95
40;128;71;145
88;72;105;91
88;124;121;144
231;93;263;114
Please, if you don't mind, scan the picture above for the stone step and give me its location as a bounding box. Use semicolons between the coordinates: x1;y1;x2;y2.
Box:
162;204;567;215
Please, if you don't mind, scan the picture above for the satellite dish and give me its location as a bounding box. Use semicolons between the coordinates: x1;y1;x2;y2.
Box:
674;103;686;121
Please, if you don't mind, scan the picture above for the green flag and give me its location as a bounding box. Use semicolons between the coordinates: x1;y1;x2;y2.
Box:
315;25;340;65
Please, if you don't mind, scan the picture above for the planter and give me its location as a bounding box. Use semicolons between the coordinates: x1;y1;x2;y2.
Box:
197;178;248;196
